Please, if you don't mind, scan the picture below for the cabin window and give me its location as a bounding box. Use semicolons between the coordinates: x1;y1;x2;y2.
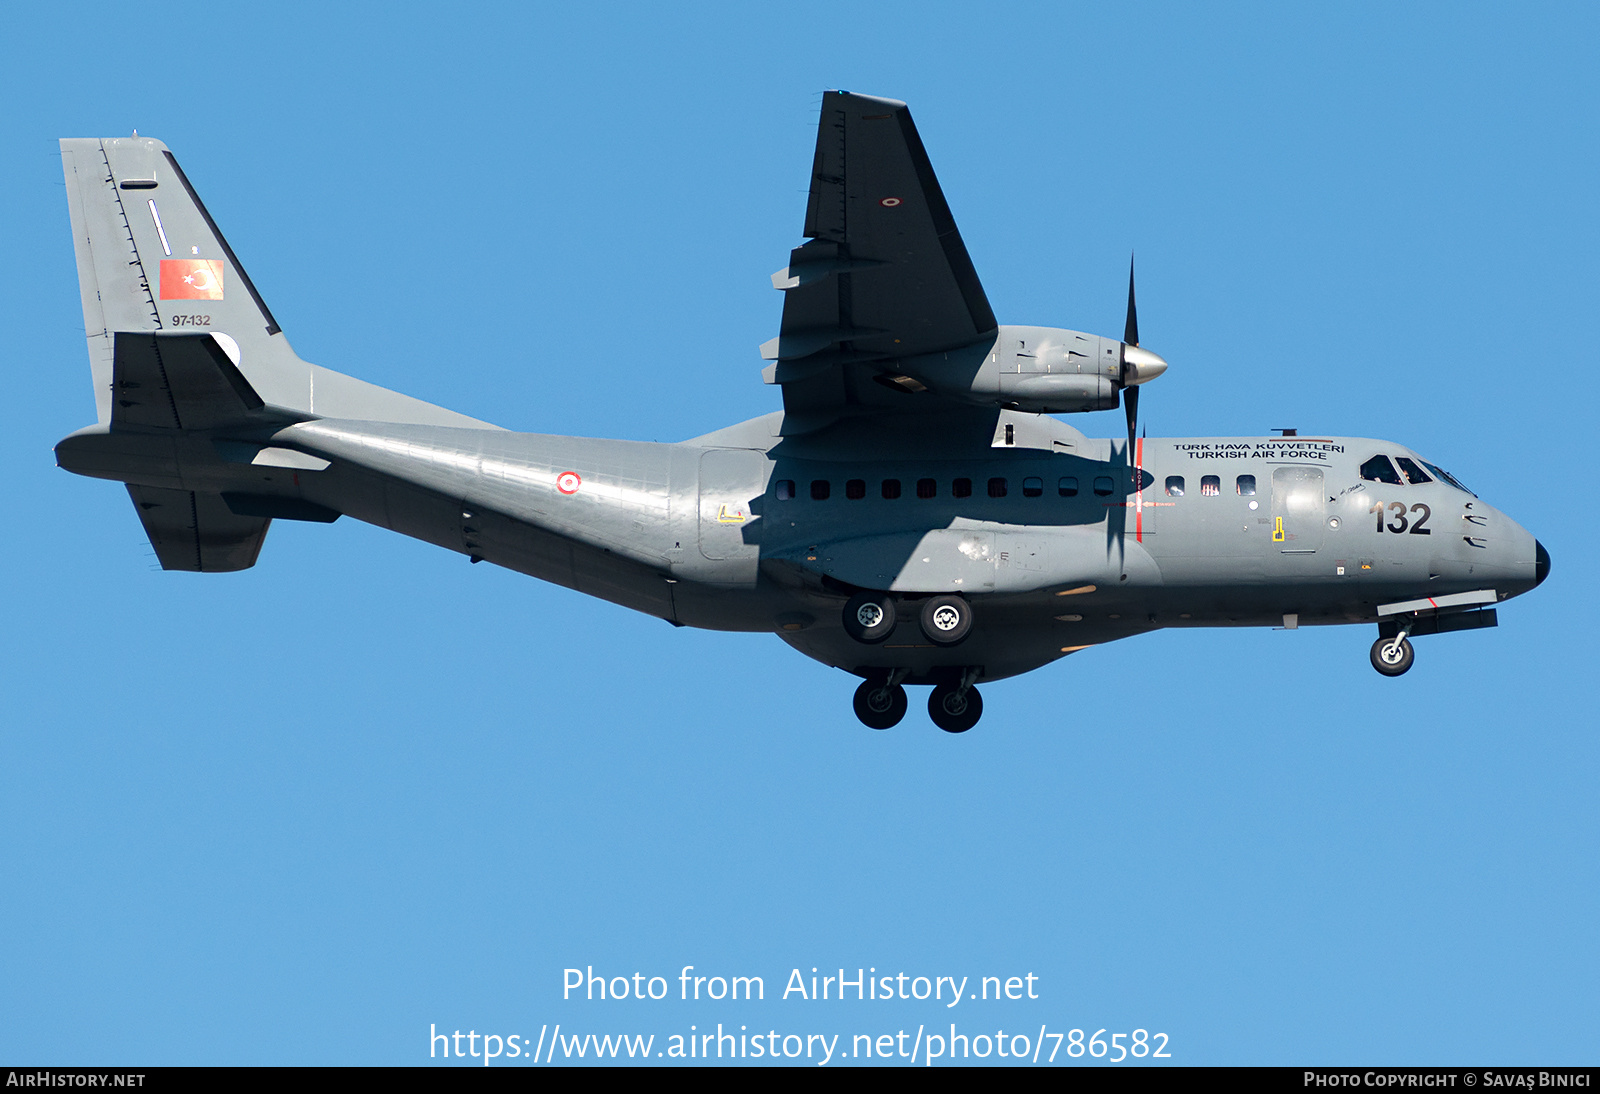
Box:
1059;476;1079;497
1165;476;1185;497
916;478;937;499
845;478;866;499
1022;476;1043;497
775;479;794;501
988;477;1008;498
810;479;830;500
951;477;973;498
1360;455;1403;485
1201;475;1221;496
1395;457;1433;485
881;478;902;499
1236;474;1256;496
1093;475;1115;497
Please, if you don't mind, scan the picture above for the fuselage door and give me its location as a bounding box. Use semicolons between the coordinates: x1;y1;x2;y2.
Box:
1272;466;1325;553
698;449;768;561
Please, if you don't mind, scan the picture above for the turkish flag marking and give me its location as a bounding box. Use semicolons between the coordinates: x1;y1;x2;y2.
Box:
159;259;225;300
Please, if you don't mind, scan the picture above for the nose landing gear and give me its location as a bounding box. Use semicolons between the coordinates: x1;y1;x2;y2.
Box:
1371;635;1415;676
1370;626;1415;676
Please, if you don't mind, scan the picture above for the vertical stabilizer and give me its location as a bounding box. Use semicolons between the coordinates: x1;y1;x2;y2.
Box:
59;137;493;430
60;137;307;424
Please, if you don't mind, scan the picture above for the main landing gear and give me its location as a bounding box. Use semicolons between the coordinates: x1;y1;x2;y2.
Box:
852;669;983;732
842;592;973;646
853;671;909;730
928;669;983;733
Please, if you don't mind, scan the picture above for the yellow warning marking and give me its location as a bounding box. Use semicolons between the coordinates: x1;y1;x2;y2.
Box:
715;504;746;524
1273;517;1285;542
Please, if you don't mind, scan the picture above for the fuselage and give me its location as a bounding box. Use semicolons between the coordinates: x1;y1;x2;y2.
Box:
61;405;1540;687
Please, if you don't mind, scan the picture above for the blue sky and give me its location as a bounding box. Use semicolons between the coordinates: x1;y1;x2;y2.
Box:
2;0;1595;1066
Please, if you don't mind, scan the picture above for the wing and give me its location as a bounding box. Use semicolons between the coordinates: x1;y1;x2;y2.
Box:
766;92;998;429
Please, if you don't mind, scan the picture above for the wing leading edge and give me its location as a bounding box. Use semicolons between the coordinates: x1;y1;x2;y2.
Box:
768;92;998;428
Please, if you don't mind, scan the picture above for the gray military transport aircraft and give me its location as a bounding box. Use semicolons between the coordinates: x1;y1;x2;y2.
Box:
57;92;1548;732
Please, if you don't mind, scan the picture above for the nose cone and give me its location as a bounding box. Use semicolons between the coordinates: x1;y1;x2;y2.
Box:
1535;540;1550;587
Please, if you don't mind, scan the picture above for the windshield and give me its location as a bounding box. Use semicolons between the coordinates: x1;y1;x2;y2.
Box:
1419;459;1475;496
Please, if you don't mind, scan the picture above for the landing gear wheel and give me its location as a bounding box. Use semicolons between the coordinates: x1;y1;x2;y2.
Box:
853;679;907;729
919;594;973;646
843;592;897;644
1370;636;1415;676
928;684;983;733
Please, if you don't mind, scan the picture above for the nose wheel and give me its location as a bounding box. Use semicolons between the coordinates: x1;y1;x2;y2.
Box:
1370;634;1415;676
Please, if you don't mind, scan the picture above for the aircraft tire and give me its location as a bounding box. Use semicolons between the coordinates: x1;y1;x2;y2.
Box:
843;592;898;644
919;594;973;646
1370;635;1415;676
853;679;908;729
928;684;982;733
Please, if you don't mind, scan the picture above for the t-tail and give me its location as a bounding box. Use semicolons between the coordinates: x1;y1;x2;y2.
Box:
57;136;493;571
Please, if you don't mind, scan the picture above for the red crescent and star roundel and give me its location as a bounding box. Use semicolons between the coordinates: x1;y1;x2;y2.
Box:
555;471;582;495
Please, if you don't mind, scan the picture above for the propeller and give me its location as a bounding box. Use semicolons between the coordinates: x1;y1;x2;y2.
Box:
1118;255;1168;474
1123;257;1140;464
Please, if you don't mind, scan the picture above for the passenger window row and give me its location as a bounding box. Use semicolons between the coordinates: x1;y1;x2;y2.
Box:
1165;474;1256;497
775;476;1120;500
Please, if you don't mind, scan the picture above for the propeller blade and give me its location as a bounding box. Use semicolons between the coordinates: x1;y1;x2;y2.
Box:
1124;384;1139;467
1123;255;1139;348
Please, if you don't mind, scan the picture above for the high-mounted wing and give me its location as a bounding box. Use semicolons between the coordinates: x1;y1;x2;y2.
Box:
767;92;997;428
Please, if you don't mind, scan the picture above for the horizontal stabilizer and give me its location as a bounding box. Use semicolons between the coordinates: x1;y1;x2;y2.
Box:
112;332;276;431
127;485;269;572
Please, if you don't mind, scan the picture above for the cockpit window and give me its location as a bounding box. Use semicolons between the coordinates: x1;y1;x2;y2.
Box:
1360;454;1403;485
1420;460;1476;496
1394;457;1432;486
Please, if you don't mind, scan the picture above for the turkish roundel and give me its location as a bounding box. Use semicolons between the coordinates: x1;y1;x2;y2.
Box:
159;259;225;300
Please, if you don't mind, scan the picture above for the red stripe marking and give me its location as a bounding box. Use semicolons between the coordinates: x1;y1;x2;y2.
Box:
1135;437;1145;542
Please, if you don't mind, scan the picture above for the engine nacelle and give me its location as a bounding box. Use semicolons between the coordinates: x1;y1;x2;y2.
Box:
902;325;1129;413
